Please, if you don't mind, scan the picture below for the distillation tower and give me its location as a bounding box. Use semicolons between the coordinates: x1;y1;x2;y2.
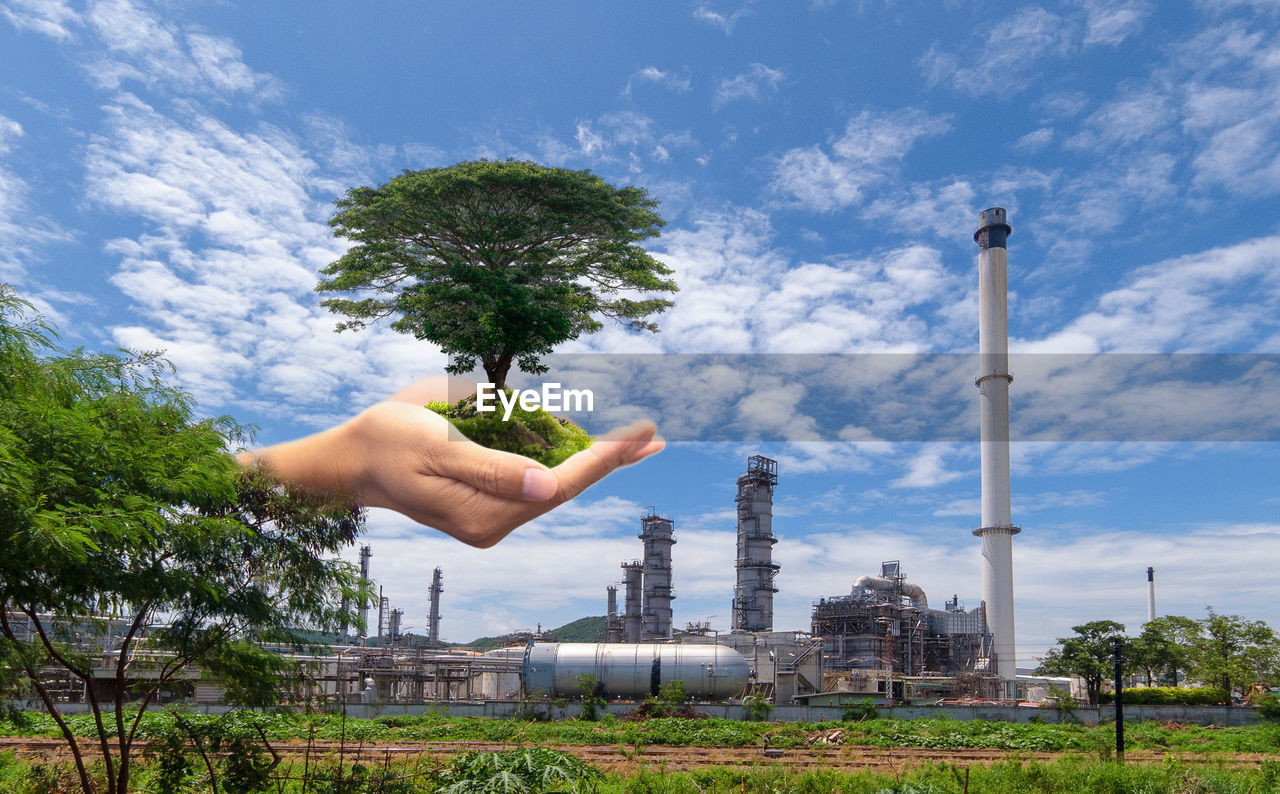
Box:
731;455;780;632
621;561;644;643
358;545;372;646
639;510;676;640
428;567;444;643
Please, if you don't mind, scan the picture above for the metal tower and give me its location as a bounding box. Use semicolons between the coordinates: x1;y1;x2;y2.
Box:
357;545;372;646
731;455;779;632
620;560;644;643
605;585;624;642
428;567;443;642
639;509;676;640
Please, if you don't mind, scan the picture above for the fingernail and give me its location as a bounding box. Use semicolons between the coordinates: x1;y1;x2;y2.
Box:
522;468;557;501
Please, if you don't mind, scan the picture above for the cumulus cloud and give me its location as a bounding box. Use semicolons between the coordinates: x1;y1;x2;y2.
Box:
86;94;435;414
713;63;785;108
769;109;950;212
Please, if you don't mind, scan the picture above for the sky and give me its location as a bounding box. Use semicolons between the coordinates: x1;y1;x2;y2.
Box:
2;0;1279;670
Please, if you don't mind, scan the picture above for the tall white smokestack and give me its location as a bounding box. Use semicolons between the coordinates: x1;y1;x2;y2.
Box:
974;207;1019;684
1147;567;1156;623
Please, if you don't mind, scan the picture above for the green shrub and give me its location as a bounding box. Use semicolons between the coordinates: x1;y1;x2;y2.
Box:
741;694;773;722
1099;686;1228;705
841;698;879;722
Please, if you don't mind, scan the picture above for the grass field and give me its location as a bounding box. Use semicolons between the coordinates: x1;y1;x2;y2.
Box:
1;709;1277;792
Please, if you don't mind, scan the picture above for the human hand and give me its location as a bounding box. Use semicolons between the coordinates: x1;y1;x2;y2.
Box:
238;376;664;547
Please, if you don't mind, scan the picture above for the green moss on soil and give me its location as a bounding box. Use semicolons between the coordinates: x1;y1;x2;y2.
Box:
427;392;593;468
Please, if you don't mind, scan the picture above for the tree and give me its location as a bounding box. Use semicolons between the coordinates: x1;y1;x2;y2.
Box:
0;285;366;794
1035;620;1127;705
316;159;677;389
1131;615;1201;686
1189;608;1280;696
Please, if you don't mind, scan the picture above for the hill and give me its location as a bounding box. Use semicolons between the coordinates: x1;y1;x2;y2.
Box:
451;616;607;650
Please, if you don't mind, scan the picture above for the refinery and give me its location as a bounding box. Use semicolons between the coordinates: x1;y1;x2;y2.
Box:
4;209;1077;713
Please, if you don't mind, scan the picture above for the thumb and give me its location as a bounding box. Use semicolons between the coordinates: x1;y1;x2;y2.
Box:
435;441;559;502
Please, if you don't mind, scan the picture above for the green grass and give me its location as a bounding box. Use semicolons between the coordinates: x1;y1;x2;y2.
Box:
427;392;593;468
0;748;1277;794
3;710;1279;755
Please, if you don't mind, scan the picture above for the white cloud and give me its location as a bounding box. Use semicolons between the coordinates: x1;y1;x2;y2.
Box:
713;63;784;108
1078;0;1152;46
86;94;435;416
0;114;72;287
624;66;692;96
76;0;281;101
919;7;1074;97
770;109;950;212
693;3;753;34
1022;236;1280;353
0;0;79;40
1012;127;1053;153
890;444;965;488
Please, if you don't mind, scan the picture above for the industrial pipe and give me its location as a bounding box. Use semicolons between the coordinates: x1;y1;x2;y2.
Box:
850;576;928;610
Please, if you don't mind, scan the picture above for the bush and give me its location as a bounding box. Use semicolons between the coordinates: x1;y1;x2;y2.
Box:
1099;686;1228;705
741;694;773;722
1256;694;1280;721
841;698;878;722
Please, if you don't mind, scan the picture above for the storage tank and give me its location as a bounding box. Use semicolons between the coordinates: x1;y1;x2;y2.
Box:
521;642;750;700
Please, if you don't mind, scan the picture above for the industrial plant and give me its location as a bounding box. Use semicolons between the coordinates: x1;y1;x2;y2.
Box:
6;209;1041;712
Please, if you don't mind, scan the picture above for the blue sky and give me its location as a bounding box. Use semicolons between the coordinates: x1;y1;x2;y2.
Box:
3;0;1279;667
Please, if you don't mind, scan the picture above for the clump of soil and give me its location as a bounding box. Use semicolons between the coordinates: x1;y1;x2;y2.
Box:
427;392;593;468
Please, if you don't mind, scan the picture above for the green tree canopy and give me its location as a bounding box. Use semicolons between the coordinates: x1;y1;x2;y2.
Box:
1190;607;1279;696
316;159;677;388
1131;615;1201;686
0;285;366;794
1035;619;1127;705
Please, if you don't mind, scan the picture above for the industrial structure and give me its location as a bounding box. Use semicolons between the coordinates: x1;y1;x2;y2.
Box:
731;455;779;633
604;586;624;642
811;561;995;699
357;544;372;645
639;510;676;640
974;207;1020;685
428;567;444;643
620;560;644;643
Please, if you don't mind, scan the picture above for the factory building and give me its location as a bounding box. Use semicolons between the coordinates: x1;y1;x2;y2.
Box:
811;561;993;681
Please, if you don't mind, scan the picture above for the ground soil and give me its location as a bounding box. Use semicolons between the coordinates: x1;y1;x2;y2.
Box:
2;736;1273;774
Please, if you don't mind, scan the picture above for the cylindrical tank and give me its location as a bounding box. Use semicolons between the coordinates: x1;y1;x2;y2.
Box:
522;642;750;700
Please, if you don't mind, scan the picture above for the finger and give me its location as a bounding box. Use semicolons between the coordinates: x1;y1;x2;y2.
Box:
431;439;560;502
548;421;658;504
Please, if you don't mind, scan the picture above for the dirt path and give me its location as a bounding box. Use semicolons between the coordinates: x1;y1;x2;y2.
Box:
2;736;1274;774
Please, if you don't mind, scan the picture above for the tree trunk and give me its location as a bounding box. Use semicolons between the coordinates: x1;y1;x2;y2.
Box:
483;351;514;391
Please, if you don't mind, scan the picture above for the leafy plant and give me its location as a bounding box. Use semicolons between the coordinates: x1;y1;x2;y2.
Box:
436;747;598;793
841;698;879;722
741;694;774;722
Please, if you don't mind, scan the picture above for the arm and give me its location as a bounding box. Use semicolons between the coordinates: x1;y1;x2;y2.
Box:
236;376;664;547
